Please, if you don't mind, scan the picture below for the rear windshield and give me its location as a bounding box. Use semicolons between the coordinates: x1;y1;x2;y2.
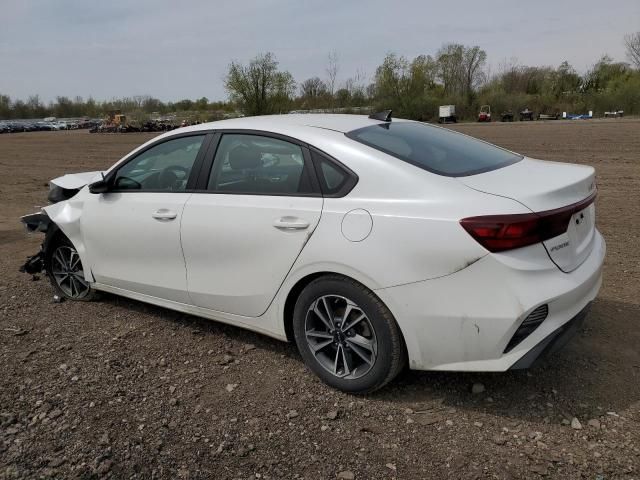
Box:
345;122;522;177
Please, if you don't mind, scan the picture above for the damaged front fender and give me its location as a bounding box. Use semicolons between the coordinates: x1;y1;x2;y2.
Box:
42;197;94;283
19;170;101;281
19;197;94;283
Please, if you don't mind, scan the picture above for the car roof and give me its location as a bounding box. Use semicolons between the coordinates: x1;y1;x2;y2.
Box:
178;114;411;136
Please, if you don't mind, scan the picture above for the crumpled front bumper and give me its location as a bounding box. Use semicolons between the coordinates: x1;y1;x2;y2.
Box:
20;251;45;274
19;212;53;275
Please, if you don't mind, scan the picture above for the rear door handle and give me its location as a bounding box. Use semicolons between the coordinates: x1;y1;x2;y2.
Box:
273;216;310;231
152;209;177;221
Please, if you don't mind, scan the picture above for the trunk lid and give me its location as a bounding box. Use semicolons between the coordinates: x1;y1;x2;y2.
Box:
458;157;597;272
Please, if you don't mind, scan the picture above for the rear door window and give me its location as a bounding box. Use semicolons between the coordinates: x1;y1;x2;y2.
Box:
207;134;314;195
345;122;522;177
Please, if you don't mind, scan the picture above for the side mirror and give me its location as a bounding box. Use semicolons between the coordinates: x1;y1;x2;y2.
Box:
89;179;110;194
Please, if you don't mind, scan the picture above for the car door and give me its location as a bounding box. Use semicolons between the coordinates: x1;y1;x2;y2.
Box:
81;133;209;303
180;132;323;317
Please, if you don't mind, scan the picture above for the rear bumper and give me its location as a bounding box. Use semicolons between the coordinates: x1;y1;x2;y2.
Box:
376;230;605;371
509;302;591;369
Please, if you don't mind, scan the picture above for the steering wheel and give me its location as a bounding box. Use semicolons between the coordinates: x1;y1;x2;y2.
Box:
158;165;189;190
261;153;280;168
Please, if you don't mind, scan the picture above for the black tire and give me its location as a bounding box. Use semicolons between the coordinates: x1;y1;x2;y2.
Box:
293;275;406;394
45;235;98;301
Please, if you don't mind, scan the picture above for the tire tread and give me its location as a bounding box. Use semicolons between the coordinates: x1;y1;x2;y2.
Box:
45;234;99;302
294;274;406;394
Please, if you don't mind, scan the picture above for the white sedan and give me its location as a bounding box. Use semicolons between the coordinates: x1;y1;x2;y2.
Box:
21;112;605;393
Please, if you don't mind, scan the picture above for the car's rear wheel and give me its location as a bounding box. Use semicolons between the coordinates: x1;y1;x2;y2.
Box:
46;235;97;301
293;275;405;393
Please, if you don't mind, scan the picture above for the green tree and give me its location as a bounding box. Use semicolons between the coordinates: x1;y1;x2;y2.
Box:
299;77;329;109
436;44;464;96
54;96;74;117
175;99;194;111
300;77;327;98
462;46;487;103
195;97;209;111
436;44;486;103
373;53;437;118
552;61;582;97
225;52;296;115
334;88;351;108
0;94;11;118
583;55;630;92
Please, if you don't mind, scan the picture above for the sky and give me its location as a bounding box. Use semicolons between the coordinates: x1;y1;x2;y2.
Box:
1;0;638;103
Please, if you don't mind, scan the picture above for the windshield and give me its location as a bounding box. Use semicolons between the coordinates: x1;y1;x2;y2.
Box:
345;121;522;177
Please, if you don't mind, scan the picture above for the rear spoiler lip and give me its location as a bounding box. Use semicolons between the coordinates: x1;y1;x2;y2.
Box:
461;190;597;224
529;190;597;219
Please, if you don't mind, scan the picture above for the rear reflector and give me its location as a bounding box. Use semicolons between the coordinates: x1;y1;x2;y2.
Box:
504;304;549;353
460;192;596;252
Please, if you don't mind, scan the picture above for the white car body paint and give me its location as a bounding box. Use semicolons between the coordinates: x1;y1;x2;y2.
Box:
81;192;193;303
36;114;605;372
181;194;323;316
341;209;373;242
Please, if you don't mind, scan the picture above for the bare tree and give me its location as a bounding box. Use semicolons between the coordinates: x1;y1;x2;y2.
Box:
625;32;640;68
133;95;152;109
326;50;339;96
345;69;367;102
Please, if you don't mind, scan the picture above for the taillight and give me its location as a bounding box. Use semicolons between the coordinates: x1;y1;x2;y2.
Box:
460;192;596;252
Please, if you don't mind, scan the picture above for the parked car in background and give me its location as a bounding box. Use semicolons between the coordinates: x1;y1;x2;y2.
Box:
37;122;59;131
20;113;605;393
4;122;22;133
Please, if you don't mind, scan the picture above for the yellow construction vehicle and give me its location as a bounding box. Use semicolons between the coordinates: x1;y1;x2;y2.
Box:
97;110;128;132
107;110;126;126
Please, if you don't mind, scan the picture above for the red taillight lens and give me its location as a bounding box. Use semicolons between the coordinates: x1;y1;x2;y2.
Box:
460;192;596;252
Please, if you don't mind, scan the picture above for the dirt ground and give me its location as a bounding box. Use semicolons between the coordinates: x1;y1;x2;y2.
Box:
0;119;639;479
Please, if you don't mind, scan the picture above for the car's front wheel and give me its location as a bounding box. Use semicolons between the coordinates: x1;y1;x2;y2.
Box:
46;235;97;301
293;275;405;393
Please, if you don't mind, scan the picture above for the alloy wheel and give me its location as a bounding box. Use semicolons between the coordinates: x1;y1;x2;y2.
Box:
51;245;90;299
304;295;378;380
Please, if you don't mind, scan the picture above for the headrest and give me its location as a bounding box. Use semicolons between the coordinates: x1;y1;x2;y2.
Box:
229;144;261;170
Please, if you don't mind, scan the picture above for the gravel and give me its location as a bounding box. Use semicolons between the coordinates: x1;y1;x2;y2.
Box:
1;123;640;478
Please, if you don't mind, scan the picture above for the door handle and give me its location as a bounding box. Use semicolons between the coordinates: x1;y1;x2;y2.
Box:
152;209;177;221
273;216;310;231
